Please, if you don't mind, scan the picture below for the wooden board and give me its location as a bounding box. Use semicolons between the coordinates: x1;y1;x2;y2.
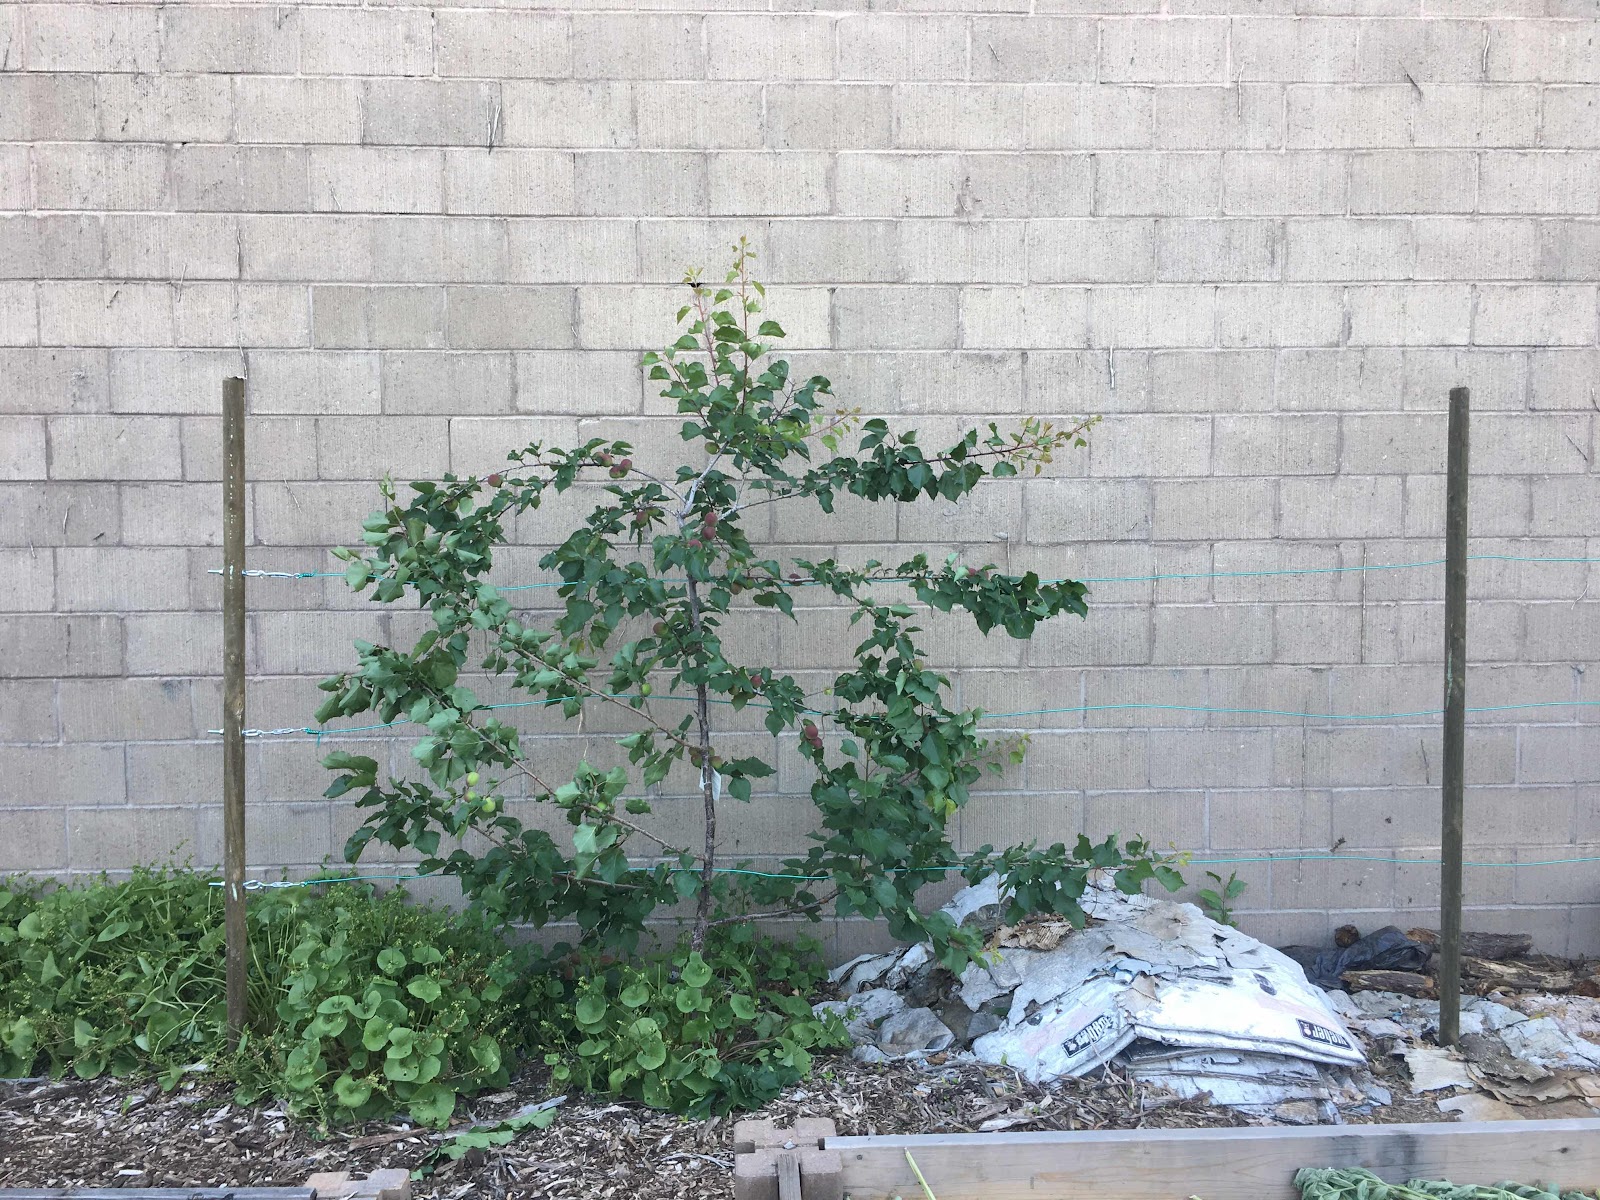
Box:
827;1119;1600;1200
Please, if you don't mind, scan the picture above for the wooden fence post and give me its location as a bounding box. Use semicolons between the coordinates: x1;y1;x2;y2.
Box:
1438;385;1470;1047
222;376;248;1047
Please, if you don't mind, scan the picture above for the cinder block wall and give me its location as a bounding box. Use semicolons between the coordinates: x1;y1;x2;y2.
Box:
2;2;1598;956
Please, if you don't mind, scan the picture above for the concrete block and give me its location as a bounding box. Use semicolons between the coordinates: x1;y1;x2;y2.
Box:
1026;478;1151;542
0;614;122;678
0;74;97;140
1530;350;1600;411
836;286;956;349
172;283;309;350
249;350;382;416
732;1116;837;1152
382;351;514;415
0;547;52;611
960;285;1088;348
506;220;639;284
708;152;830;215
765;83;891;150
1480;151;1600;214
896;221;1026;283
103;214;238;282
46;415;179;480
0;282;35;348
1152;85;1284;151
1151;478;1275;540
707;15;834;80
23;4;160;72
0;483;119;545
33;143;168;212
573;152;707;216
733;1146;843;1200
1088;414;1211;477
1026;85;1152;150
1543;87;1600;149
313;286;447;351
445;286;575;351
1475;285;1598;347
250;482;380;546
1286;85;1411;149
309;147;442;216
1233;18;1358;81
1087;286;1216;348
638;82;763;149
572;14;704;80
300;9;431;78
0;147;27;212
971;17;1096;82
1217;284;1344;348
1486;19;1600;83
1279;475;1404;538
233;78;362;145
435;11;570;79
443;149;575;215
1147;349;1272;412
96;74;231;143
1347;284;1473;345
516;351;640;415
70;808;199;870
1;744;126;807
1214;414;1339;474
56;547;188;612
1412;84;1539;148
1100;19;1227;84
1150;729;1275;789
1397;347;1526;412
1152;603;1274;665
894;84;1025;151
316;416;447;481
1096;152;1220;216
1284;217;1413;280
120;482;231;547
364;80;502;148
0;347;108;415
1349;151;1476;214
170;146;309;213
1356;18;1487;83
1273;603;1363;664
1029;219;1153;282
160;6;299;74
1156;219;1281;282
0;812;67;872
838;16;967;81
108;349;240;415
1414;217;1542;281
501;81;636;149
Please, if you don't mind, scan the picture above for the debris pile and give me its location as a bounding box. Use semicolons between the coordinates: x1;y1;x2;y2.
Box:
1325;986;1600;1120
818;875;1376;1121
1284;925;1595;1000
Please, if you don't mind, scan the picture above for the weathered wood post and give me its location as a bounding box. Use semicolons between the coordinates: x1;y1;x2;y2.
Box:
222;376;248;1046
1438;385;1470;1047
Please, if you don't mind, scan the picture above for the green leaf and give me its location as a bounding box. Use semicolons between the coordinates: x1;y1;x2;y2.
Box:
680;954;712;989
407;978;443;1003
377;948;407;975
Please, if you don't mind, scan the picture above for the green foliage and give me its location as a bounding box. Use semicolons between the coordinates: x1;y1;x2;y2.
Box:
0;868;526;1128
412;1102;560;1178
316;238;1184;1108
1196;870;1247;927
531;929;847;1115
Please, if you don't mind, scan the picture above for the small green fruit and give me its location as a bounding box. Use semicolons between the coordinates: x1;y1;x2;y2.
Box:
482;798;497;813
640;683;653;696
466;771;479;785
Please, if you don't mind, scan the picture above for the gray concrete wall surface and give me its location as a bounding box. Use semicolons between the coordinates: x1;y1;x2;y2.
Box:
2;0;1599;955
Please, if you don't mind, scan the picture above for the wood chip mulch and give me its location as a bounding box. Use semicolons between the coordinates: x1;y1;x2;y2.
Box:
1;1057;1257;1199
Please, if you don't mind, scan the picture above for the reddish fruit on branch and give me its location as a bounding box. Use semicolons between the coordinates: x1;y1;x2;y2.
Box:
485;473;502;487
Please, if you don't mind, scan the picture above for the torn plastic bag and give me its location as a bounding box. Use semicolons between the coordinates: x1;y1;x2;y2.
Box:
1305;926;1431;990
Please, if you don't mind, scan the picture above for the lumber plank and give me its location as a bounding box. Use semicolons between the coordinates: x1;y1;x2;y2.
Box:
826;1119;1600;1200
1407;930;1534;961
